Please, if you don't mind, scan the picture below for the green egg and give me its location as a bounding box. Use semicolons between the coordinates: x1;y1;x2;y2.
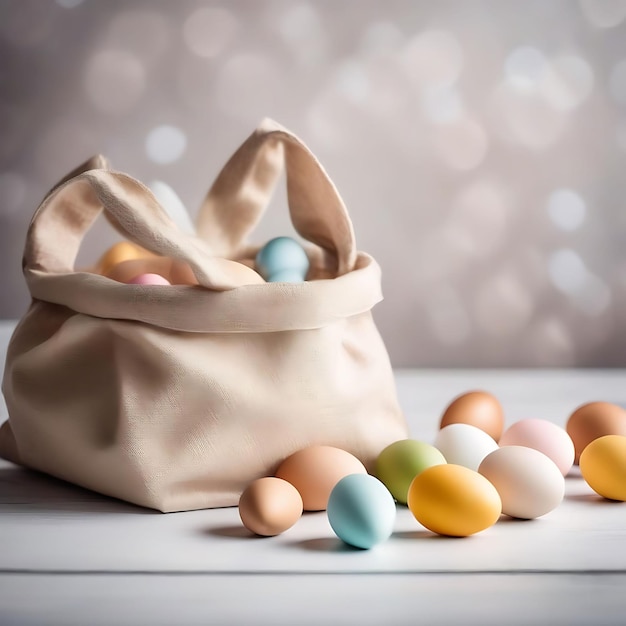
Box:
375;439;447;504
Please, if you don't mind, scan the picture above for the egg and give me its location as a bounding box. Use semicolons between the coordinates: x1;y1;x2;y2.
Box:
255;236;310;283
499;418;575;476
434;423;499;471
579;435;626;501
107;257;198;285
95;241;155;275
275;445;367;511
566;402;626;464
375;439;446;504
327;474;396;549
128;273;171;285
238;477;303;536
211;257;265;286
440;390;505;441
107;256;265;287
407;464;501;537
478;446;564;519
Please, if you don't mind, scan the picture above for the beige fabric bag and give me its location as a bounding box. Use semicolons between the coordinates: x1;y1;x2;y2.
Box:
0;119;408;512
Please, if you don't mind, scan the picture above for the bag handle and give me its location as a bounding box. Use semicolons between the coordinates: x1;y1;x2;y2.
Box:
23;169;260;291
50;154;110;193
196;118;357;276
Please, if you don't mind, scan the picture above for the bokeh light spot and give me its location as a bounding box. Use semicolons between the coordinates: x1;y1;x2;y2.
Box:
421;85;463;124
215;53;282;121
573;274;612;315
84;49;145;114
432;116;488;170
334;60;369;104
404;30;464;88
542;55;594;111
579;0;626;28
360;21;404;57
548;248;588;293
277;3;327;66
183;7;238;59
445;180;511;256
505;46;546;92
473;271;535;336
547;189;586;231
145;125;187;164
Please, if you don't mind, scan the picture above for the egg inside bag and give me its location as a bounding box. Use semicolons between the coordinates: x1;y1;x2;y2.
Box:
255;236;310;283
94;241;156;275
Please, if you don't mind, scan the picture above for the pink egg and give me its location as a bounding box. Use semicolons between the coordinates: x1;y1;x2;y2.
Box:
499;418;575;476
128;273;171;286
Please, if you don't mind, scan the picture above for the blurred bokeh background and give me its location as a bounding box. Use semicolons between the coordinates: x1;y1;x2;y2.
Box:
1;0;625;367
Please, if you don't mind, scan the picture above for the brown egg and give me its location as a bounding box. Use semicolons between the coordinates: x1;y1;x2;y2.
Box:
440;391;504;442
95;241;156;275
238;477;303;537
566;402;626;464
275;445;367;511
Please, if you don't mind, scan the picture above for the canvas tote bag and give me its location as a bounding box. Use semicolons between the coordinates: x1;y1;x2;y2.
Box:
0;119;408;512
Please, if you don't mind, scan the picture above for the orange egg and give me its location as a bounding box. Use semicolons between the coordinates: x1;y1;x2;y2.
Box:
107;257;199;285
107;256;264;287
440;391;504;442
238;477;303;536
566;402;626;464
95;241;156;275
211;258;265;286
275;446;367;511
408;464;502;537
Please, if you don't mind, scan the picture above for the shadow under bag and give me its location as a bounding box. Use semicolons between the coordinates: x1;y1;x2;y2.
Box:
0;119;408;512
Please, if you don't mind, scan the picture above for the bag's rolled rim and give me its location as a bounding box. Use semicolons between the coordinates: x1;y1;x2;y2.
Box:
25;252;383;333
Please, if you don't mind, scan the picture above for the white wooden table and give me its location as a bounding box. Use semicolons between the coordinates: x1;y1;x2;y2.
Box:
0;320;625;625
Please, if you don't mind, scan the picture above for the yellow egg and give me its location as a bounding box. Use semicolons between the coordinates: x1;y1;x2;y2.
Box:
239;477;303;536
579;435;626;501
407;464;502;537
95;241;155;275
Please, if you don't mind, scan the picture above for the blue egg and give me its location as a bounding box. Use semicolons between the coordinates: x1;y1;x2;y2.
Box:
327;474;396;549
255;236;310;283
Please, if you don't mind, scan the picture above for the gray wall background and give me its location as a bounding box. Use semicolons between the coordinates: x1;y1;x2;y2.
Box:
1;0;625;367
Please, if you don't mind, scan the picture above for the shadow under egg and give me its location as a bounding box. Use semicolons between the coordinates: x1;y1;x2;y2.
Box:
287;537;365;552
200;524;267;539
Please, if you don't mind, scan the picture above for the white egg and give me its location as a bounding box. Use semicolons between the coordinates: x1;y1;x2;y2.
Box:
148;180;195;234
434;423;498;471
478;446;565;519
